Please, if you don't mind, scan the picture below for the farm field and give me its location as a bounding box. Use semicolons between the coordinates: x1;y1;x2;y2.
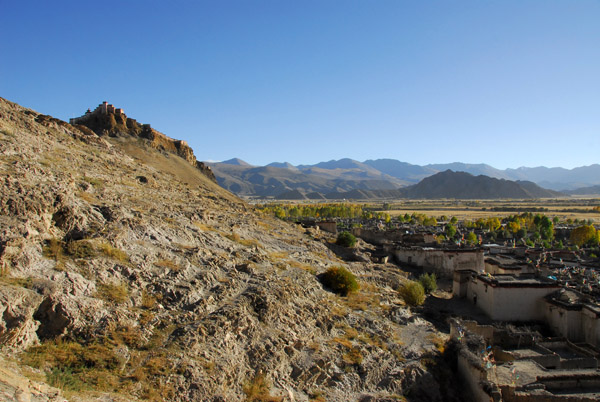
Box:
376;198;600;222
255;198;600;223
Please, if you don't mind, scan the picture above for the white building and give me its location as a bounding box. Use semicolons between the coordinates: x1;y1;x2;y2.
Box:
453;271;561;322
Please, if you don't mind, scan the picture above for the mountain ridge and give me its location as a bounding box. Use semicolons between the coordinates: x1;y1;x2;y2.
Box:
208;157;597;198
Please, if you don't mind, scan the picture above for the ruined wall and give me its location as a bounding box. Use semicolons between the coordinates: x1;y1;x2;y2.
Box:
395;248;484;279
544;303;584;342
456;349;499;402
351;228;404;245
545;303;600;347
581;307;600;347
453;270;471;298
316;222;337;234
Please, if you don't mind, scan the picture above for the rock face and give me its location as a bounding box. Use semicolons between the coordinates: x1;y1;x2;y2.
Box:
0;97;460;402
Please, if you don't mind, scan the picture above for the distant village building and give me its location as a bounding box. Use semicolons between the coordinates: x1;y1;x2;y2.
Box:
484;254;534;275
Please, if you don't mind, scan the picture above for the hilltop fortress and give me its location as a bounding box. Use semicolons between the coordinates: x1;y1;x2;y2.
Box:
70;101;126;125
70;101;216;182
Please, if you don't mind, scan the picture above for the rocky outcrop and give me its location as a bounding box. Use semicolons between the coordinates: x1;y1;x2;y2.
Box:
0;285;42;349
71;103;217;183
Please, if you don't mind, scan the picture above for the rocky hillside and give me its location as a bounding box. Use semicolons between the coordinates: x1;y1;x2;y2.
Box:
402;170;564;199
266;170;564;200
0;98;459;402
565;185;600;196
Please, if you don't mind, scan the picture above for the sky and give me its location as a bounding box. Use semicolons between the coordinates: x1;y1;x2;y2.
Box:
1;0;599;169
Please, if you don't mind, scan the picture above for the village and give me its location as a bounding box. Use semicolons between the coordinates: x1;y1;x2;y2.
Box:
290;208;600;401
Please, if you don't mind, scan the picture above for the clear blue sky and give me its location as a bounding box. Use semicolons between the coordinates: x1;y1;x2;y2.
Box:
1;1;598;169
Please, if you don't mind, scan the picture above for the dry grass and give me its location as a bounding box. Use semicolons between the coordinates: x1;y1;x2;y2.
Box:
23;338;120;394
309;391;327;402
428;333;448;354
287;260;316;274
330;337;353;349
65;240;96;259
342;347;363;366
43;238;65;268
108;323;144;348
193;222;218;232
76;191;98;203
343;289;380;311
141;290;157;309
243;373;283;402
358;332;387;351
267;251;288;260
154;259;181;271
226;232;261;248
83;176;104;188
97;282;129;304
256;221;274;231
0;261;9;277
98;242;129;263
0;276;34;289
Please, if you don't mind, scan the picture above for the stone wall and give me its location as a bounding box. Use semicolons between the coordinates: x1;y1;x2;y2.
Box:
394;247;484;278
544;302;600;347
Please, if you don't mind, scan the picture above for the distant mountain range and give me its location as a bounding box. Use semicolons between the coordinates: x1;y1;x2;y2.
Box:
207;158;600;199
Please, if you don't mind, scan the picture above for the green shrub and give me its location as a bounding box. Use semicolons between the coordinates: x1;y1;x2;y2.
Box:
47;367;84;391
321;266;359;296
399;281;425;307
418;273;437;294
336;231;357;248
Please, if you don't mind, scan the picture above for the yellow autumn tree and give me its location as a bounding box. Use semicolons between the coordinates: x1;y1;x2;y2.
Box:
570;225;599;247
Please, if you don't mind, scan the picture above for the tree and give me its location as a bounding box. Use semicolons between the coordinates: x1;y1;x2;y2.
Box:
423;217;437;226
418;273;437;294
508;221;521;234
485;217;501;232
538;216;554;241
445;224;457;239
570;225;599;247
466;232;478;245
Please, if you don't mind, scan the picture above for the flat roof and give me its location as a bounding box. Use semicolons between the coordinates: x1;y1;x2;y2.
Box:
478;274;562;288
